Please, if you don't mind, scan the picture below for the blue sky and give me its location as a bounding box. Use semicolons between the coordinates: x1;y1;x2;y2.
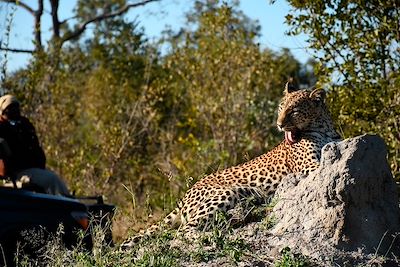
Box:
0;0;311;72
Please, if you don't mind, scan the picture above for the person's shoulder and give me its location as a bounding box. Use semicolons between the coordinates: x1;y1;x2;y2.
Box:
19;116;37;131
19;116;34;125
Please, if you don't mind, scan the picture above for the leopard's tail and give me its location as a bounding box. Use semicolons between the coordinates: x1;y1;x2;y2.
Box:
119;206;182;250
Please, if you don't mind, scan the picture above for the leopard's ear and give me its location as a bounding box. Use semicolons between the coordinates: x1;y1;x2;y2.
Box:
309;88;326;102
284;78;298;94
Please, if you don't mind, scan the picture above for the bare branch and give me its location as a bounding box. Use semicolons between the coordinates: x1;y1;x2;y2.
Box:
34;0;44;51
60;15;79;26
0;45;34;53
62;0;159;43
0;0;35;14
1;0;160;53
1;0;43;52
49;0;60;39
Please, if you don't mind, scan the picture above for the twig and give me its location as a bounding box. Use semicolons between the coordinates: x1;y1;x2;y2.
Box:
61;0;160;43
0;0;35;15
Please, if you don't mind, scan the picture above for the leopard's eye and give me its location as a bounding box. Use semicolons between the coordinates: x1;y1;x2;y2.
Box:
291;108;300;116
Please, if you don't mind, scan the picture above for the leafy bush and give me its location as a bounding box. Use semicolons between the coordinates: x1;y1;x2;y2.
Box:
284;0;400;180
1;0;314;241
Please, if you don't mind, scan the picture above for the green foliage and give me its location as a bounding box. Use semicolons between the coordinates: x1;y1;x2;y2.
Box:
1;0;315;241
274;247;311;267
197;231;249;263
284;0;400;179
15;224;131;267
132;231;182;267
151;0;311;180
196;210;250;263
14;221;248;266
262;214;277;230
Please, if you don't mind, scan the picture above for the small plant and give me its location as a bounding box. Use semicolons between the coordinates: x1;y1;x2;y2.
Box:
245;197;278;225
274;247;311;267
189;246;215;263
194;210;250;263
134;246;181;267
196;232;249;264
14;223;120;267
261;214;277;230
267;197;279;210
129;229;182;267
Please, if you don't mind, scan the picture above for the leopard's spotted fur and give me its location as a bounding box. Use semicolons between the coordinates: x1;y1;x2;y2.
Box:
121;81;341;249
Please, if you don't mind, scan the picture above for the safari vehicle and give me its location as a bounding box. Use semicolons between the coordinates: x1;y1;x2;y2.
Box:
0;184;114;266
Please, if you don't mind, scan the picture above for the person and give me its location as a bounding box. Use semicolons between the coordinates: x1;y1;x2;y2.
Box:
0;94;70;196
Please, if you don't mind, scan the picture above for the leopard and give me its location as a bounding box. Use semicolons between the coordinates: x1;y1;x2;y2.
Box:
121;80;341;249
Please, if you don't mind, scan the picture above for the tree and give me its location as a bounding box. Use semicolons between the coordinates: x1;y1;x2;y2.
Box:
1;0;317;239
0;0;159;54
283;0;400;178
150;0;314;179
1;0;159;194
0;0;162;101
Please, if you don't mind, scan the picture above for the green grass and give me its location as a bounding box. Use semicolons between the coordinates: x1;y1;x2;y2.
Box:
14;198;283;266
13;221;249;267
274;247;311;267
196;228;249;263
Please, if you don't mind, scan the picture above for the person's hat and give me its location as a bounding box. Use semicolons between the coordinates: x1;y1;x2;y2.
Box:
0;94;19;114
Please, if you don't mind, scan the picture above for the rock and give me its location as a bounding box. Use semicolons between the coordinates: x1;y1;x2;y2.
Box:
270;134;400;264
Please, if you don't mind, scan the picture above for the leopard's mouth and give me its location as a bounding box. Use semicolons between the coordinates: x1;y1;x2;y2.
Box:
284;128;300;145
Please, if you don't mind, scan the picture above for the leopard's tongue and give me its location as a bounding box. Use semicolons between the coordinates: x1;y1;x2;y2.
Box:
285;131;296;145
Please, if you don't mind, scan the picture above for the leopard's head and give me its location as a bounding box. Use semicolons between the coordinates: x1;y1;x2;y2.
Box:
277;80;327;144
